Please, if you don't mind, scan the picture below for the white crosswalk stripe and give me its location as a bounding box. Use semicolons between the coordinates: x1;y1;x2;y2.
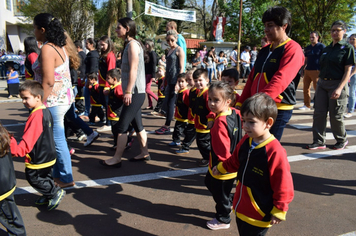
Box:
13;146;356;196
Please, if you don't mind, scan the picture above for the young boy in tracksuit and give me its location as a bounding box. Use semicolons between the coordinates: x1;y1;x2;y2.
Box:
169;73;190;146
88;72;105;124
106;69;124;147
10;80;66;211
176;70;197;154
213;93;294;236
0;124;26;235
192;69;213;167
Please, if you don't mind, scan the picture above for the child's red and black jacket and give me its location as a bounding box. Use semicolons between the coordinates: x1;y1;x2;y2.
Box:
89;82;102;106
237;39;304;110
187;87;198;124
10;105;57;170
209;107;242;180
217;134;294;228
174;88;190;122
108;81;123;121
194;87;214;133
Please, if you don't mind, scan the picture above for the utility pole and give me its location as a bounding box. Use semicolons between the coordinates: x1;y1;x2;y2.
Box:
237;0;242;72
127;0;133;18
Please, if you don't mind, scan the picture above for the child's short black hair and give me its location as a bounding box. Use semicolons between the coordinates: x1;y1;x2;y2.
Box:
107;69;121;80
222;68;239;82
193;68;208;80
240;93;277;122
88;72;98;80
19;80;44;99
177;73;186;81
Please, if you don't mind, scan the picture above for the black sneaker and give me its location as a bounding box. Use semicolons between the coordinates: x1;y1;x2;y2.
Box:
332;140;348;150
47;189;66;211
197;159;209;167
35;196;49;205
306;142;326;150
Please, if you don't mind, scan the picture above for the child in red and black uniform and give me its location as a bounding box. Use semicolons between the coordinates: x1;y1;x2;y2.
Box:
169;73;190;146
213;93;294;236
152;65;166;114
205;81;242;231
10;80;66;211
0;123;26;235
221;68;240;107
193;69;213;167
88;72;105;125
176;70;197;154
106;69;124;147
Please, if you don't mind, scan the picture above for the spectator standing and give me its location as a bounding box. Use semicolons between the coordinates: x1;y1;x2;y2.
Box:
155;30;185;135
166;21;186;71
307;20;355;150
250;46;258;69
344;34;356;118
84;38;100;118
299;31;325;110
240;46;251;82
24;37;40;80
101;17;150;165
191;51;202;69
74;40;87;116
229;46;238;68
200;45;208;68
32;13;75;188
144;39;158;110
158;54;166;68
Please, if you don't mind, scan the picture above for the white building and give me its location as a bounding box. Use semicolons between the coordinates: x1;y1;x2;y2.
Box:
0;0;31;53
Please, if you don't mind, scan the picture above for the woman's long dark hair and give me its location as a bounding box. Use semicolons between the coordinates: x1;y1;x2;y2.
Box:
33;13;66;47
99;35;115;59
118;17;149;63
24;37;40;56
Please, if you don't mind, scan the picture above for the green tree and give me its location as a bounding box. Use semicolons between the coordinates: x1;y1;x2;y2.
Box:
20;0;96;40
219;0;276;46
278;0;356;46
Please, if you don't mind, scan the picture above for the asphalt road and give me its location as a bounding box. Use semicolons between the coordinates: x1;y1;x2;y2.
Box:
0;84;355;236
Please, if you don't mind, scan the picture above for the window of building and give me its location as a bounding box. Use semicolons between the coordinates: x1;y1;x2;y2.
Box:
6;0;12;10
13;0;25;16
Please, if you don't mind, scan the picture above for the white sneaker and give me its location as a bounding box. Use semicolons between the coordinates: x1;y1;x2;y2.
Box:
97;125;111;132
343;113;352;118
84;131;99;147
206;218;230;230
299;105;311;110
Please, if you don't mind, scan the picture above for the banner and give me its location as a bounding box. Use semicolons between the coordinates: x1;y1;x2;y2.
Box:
145;1;196;22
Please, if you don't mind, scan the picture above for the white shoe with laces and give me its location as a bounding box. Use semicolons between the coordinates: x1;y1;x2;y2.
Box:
206;218;230;230
343;113;352;118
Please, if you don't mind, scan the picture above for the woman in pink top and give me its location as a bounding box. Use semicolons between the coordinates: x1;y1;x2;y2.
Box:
32;13;75;188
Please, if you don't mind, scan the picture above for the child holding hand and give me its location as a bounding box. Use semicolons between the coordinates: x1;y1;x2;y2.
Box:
205;81;242;230
10;80;66;210
0;123;26;235
213;93;294;236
